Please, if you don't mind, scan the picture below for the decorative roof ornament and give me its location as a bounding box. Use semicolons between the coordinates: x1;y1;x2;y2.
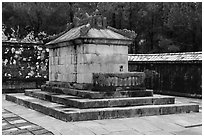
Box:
46;9;137;45
73;9;107;29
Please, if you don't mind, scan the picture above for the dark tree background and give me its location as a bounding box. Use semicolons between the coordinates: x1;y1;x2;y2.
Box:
2;2;202;53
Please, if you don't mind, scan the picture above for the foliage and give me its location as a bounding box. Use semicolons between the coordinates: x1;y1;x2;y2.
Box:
2;42;49;80
2;2;202;53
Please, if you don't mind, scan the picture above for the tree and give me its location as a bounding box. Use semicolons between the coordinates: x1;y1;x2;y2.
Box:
2;2;202;53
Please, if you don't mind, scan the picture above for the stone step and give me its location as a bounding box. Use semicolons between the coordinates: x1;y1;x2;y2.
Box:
25;89;175;109
6;93;199;122
42;85;153;99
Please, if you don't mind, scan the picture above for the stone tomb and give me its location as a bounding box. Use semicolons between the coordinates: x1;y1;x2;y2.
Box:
6;14;199;122
45;16;149;95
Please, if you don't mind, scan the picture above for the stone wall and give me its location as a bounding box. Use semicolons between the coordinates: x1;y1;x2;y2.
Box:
76;44;128;84
49;43;77;83
49;43;128;84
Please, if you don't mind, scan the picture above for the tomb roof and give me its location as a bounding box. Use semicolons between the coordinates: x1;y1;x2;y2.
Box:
46;13;136;45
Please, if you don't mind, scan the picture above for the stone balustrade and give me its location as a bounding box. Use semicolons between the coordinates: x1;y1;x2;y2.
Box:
92;72;146;91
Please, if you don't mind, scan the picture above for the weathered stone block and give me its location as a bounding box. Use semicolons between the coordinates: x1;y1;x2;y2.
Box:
67;73;76;83
53;48;60;57
90;63;101;73
92;72;146;91
54;57;59;65
49;72;52;81
77;45;84;54
113;45;128;55
100;64;114;73
52;56;56;65
59;56;66;65
83;44;96;54
49;57;52;65
65;55;71;65
96;44;113;55
77;64;92;73
71;55;77;64
77;73;93;83
61;74;67;82
66;65;75;73
58;65;65;74
49;49;53;57
113;54;128;64
60;47;68;57
77;54;85;64
49;65;55;75
77;53;97;64
57;73;62;81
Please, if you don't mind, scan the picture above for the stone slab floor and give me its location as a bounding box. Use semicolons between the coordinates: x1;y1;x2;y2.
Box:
2;94;202;135
2;109;53;135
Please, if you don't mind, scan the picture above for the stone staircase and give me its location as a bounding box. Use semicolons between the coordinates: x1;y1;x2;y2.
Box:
5;85;199;122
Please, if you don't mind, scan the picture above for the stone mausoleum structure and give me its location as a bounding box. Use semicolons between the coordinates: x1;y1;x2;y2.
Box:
6;13;199;122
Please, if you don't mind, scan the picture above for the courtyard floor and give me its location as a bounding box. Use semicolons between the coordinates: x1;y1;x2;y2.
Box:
2;94;202;135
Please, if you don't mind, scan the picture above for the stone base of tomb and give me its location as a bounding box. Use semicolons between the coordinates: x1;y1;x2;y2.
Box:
6;89;199;122
42;84;153;99
44;72;147;91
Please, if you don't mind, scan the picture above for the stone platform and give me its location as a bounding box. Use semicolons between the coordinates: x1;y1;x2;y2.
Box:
5;88;199;122
42;85;153;99
24;89;174;108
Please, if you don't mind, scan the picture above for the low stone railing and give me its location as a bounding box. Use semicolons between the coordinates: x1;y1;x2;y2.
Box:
92;72;146;91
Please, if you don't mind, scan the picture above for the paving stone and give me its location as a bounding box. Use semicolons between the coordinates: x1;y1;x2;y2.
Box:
145;130;174;135
31;129;51;135
2;113;18;118
59;127;95;135
2;111;10;114
101;123;130;132
140;115;185;132
9;119;27;124
26;125;44;131
172;126;202;135
2;120;7;126
19;125;36;130
19;131;34;135
108;130;142;135
3;129;29;135
2;109;9;113
2;128;19;134
13;122;32;128
42;132;54;135
72;121;110;135
88;126;110;135
18;111;46;119
2;121;9;126
120;118;161;133
4;116;22;121
73;121;101;127
155;113;202;128
2;124;16;130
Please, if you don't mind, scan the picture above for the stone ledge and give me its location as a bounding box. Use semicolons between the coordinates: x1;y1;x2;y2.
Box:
92;72;146;91
42;85;153;99
5;93;199;122
25;89;174;108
